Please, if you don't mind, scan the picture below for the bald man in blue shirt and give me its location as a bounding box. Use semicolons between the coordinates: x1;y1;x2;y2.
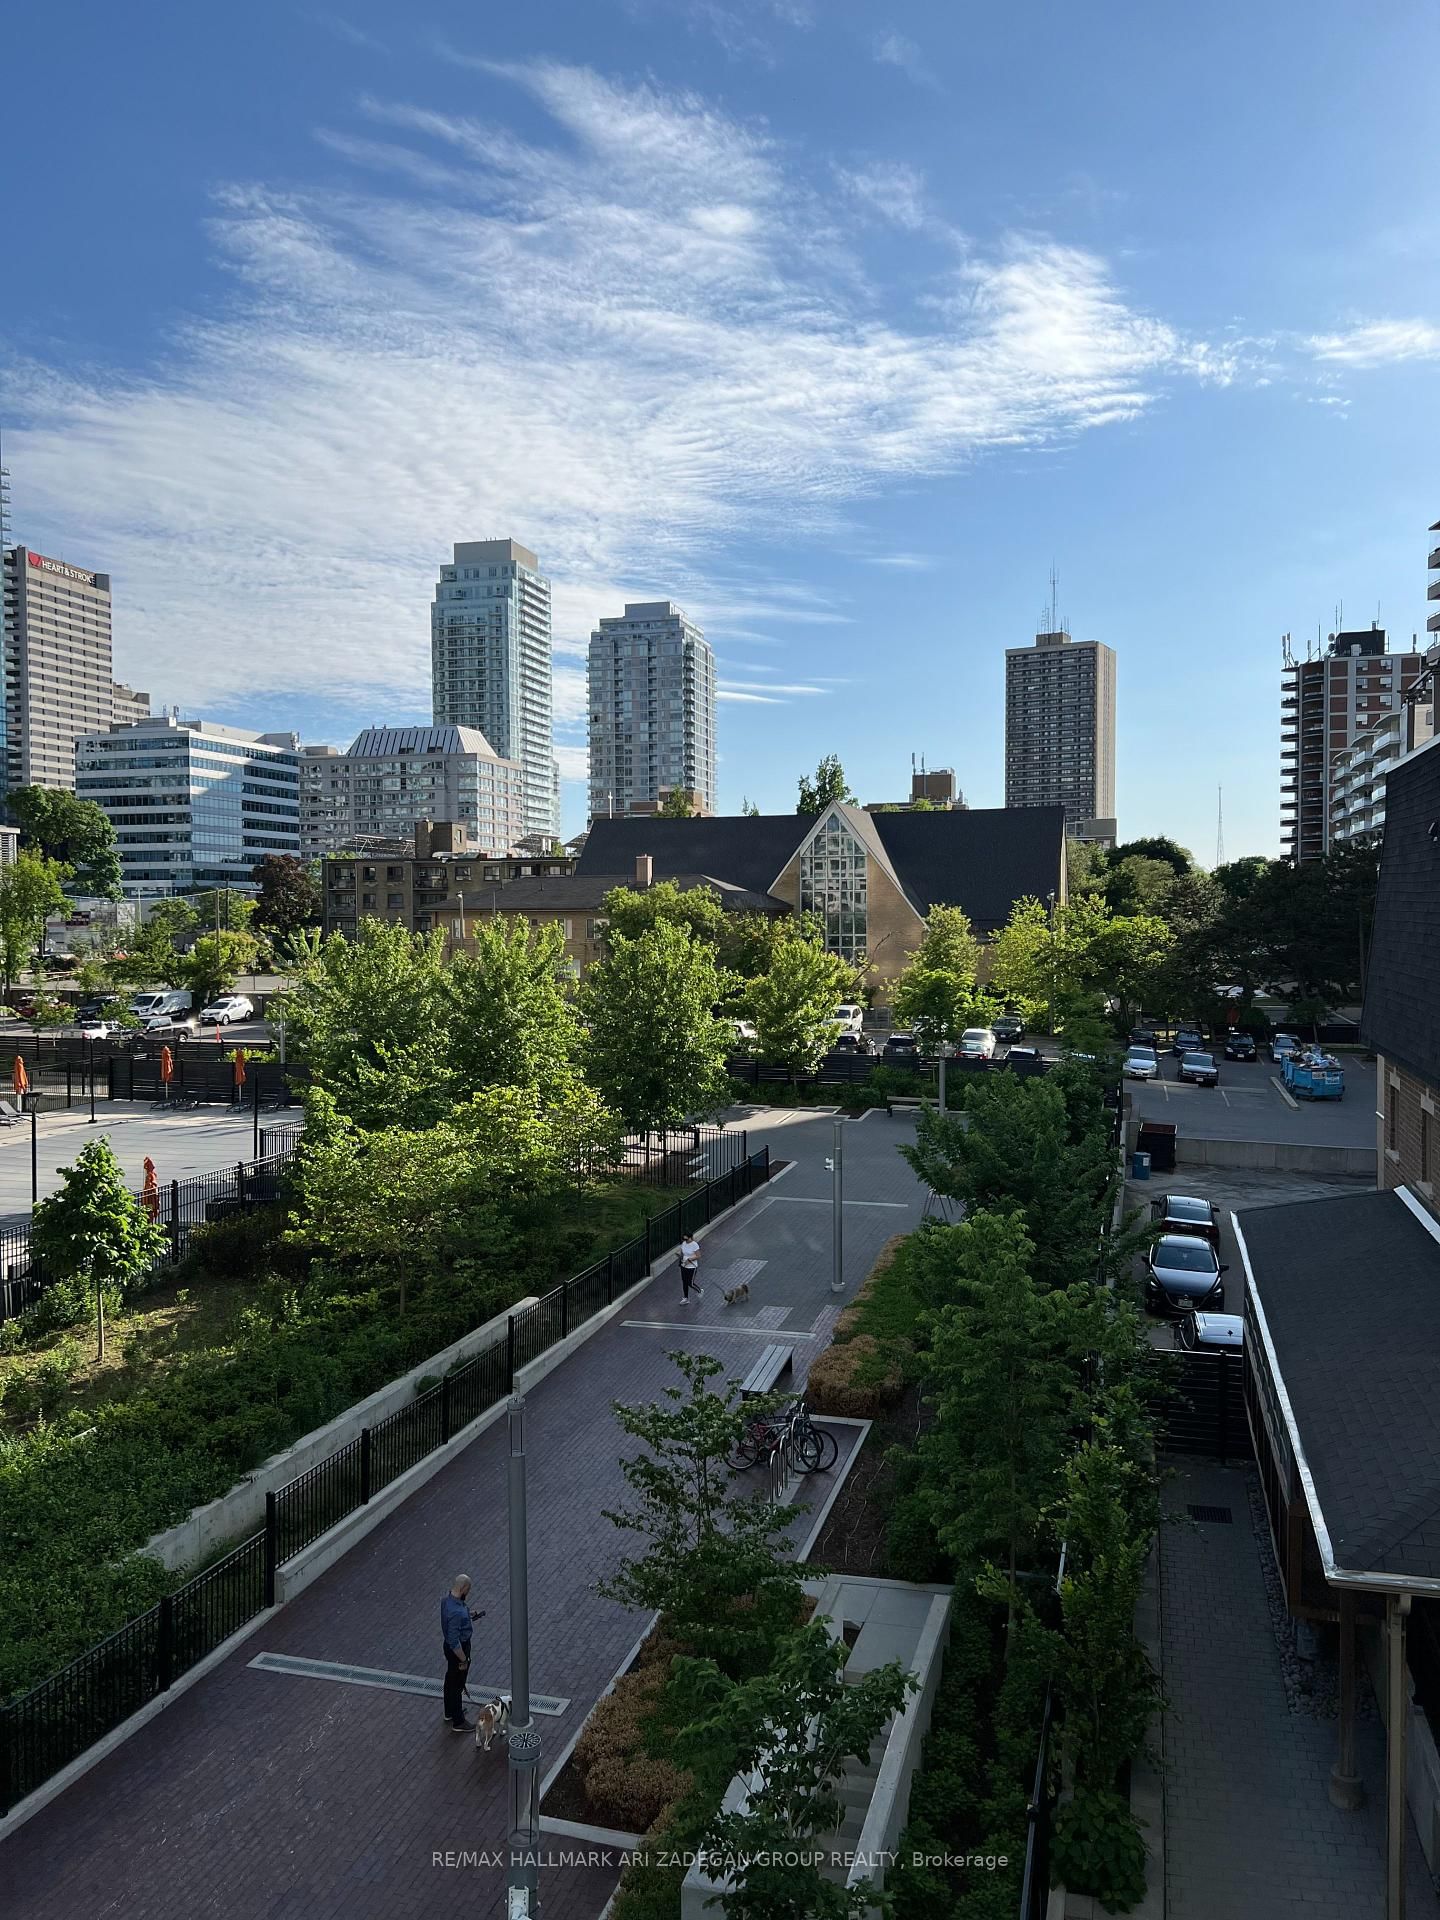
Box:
441;1574;484;1731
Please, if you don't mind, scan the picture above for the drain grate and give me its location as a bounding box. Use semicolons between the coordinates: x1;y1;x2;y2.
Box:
248;1652;569;1715
1187;1504;1234;1525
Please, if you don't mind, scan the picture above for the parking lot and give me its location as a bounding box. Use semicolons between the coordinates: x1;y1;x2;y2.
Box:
1130;1047;1376;1148
0;1100;296;1219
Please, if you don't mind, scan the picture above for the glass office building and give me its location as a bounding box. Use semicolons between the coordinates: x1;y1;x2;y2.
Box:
75;715;300;895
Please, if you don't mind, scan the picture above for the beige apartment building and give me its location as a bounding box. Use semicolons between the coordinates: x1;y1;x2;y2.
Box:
1004;628;1117;844
3;545;116;790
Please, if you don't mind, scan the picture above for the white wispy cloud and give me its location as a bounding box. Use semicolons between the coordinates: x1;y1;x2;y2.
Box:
622;0;813;61
307;12;388;54
871;31;940;91
5;59;1206;728
838;160;931;232
1307;319;1440;366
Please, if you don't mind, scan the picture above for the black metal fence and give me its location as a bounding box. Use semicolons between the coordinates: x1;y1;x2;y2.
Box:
0;1146;773;1813
0;1143;299;1326
1154;1347;1250;1463
1018;1681;1055;1920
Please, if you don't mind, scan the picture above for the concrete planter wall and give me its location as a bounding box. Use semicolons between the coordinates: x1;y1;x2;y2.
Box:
141;1296;536;1573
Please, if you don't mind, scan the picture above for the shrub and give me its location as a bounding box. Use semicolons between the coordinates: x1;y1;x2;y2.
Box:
583;1752;693;1834
805;1334;904;1418
183;1205;291;1281
1051;1786;1148;1913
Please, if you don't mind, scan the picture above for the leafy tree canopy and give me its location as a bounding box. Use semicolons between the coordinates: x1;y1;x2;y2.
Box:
182;931;260;1009
0;851;70;997
9;786;122;900
446;915;581;1097
796;755;855;814
581;921;734;1130
251;855;323;936
747;937;855;1071
601;879;727;947
31;1138;167;1358
656;787;696;819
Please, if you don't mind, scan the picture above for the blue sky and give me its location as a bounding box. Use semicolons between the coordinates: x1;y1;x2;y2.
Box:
5;0;1438;854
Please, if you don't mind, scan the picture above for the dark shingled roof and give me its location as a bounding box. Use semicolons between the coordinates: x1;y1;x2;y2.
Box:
1361;742;1440;1085
576;806;1065;934
1239;1187;1440;1583
869;806;1066;931
477;873;782;915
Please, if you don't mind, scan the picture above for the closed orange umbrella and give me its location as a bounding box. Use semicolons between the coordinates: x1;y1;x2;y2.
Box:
141;1156;160;1222
159;1045;174;1084
233;1047;247;1088
12;1056;29;1100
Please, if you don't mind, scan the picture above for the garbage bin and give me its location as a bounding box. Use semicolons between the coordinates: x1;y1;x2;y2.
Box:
1136;1120;1177;1173
1131;1150;1151;1180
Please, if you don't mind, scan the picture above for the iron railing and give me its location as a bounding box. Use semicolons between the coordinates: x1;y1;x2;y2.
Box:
0;1146;773;1812
0;1144;299;1325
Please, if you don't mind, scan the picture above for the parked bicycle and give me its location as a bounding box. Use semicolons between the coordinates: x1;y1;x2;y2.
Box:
730;1396;838;1474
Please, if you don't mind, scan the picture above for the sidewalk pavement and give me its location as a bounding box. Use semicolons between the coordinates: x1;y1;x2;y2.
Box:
1;1109;927;1920
1160;1462;1440;1919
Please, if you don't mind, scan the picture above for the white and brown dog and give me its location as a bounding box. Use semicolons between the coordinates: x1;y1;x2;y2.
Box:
721;1280;750;1306
472;1692;512;1752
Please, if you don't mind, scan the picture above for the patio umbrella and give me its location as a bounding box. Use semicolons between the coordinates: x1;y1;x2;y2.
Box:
12;1056;30;1104
159;1045;174;1085
141;1155;160;1222
233;1047;247;1088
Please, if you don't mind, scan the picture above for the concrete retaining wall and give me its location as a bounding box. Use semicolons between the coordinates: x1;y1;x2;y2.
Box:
141;1296;536;1573
1173;1136;1376;1178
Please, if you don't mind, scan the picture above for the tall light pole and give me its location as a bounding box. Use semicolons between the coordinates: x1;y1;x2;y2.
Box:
829;1117;845;1294
506;1397;541;1917
937;1040;948;1116
1046;890;1058;1039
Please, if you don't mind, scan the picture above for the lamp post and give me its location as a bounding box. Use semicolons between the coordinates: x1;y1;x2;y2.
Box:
88;1034;97;1125
828;1117;845;1294
30;1104;38;1206
506;1397;541;1917
937;1040;949;1116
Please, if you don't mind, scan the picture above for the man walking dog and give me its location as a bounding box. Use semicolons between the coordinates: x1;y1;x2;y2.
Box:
441;1574;484;1732
679;1232;704;1303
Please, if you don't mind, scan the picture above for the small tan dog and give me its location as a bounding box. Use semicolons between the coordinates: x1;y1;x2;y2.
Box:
473;1692;511;1752
721;1280;751;1306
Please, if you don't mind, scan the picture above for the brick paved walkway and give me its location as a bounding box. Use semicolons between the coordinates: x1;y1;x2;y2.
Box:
1160;1463;1440;1919
2;1109;926;1920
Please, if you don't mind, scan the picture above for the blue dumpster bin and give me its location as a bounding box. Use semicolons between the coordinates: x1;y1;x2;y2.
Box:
1131;1150;1151;1180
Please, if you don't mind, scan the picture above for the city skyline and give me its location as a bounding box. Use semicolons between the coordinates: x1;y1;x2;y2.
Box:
3;4;1438;857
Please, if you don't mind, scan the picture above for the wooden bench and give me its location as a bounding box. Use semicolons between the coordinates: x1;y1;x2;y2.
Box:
885;1095;926;1116
741;1344;794;1399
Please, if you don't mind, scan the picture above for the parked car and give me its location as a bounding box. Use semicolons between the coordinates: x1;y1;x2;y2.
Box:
1224;1032;1258;1061
130;989;194;1020
199;994;254;1026
832;1003;865;1037
144;1014;192;1037
1269;1032;1300;1064
1002;1045;1044;1070
883;1031;920;1063
76;1018;117;1040
993;1013;1026;1043
1154;1192;1221;1244
1174;1310;1244;1354
830;1031;864;1054
958;1027;997;1061
1123;1046;1160;1081
1178;1051;1219;1087
1146;1234;1227;1315
1171;1026;1204;1055
1129;1026;1160;1050
76;996;121;1022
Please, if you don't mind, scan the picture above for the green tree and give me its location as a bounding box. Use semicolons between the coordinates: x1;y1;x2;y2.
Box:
1108;835;1192;876
447;916;581;1095
673;1624;914;1920
192;890;256;934
1066;838;1109;899
739;797;761;817
891;905;983;1050
277;920;453;1130
714;908;821;982
182;930;260;1009
796;754;856;814
908;1211;1087;1626
31;1138;167;1359
581;922;734;1129
656;787;695;819
0;851;70;998
598;1351;805;1674
1101;855;1177;918
8;785;123;899
601;879;726;947
251;855;323;937
903;1071;1126;1293
114;898;199;989
748;938;855;1070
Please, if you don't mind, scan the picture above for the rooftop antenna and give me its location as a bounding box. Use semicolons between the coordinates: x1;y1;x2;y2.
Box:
1215;786;1224;868
1041;563;1065;637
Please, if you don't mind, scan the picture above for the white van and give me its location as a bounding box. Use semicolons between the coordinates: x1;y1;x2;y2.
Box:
129;989;194;1020
831;1004;865;1037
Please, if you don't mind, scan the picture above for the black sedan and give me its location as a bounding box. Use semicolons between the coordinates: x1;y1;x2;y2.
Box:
883;1031;921;1064
993;1013;1026;1043
1223;1032;1257;1061
1178;1051;1219;1086
1171;1026;1205;1055
1146;1235;1227;1315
